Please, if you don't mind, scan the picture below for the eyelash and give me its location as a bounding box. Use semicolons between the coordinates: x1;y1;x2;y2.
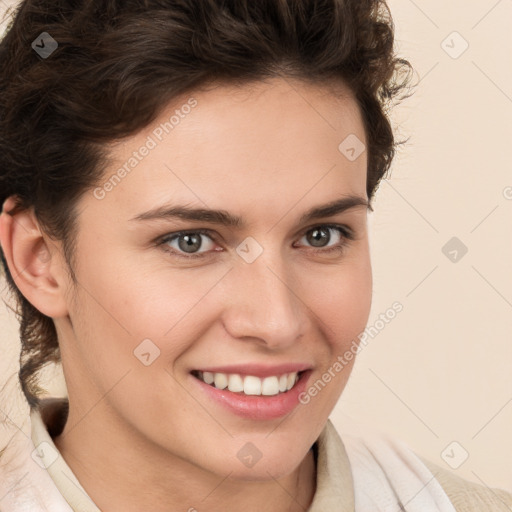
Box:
156;224;355;260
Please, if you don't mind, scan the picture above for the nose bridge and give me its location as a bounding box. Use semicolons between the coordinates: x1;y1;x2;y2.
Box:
223;247;307;346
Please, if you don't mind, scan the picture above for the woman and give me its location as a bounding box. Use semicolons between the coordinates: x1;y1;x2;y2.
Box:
0;0;511;511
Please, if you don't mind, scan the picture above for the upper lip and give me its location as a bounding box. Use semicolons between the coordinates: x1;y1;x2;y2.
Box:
192;363;312;378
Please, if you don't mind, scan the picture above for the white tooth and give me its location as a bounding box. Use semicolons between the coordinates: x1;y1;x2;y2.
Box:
203;371;214;385
261;376;280;396
244;375;262;395
228;374;244;392
278;374;288;392
214;373;228;390
286;372;298;391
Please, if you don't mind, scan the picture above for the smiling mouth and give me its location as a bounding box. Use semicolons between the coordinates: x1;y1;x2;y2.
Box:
190;370;303;396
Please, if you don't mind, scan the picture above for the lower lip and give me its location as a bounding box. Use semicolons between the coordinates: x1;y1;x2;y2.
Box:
191;371;312;421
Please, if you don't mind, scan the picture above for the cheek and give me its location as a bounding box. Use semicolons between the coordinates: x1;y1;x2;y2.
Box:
79;254;211;339
116;266;232;356
308;253;373;349
297;257;372;416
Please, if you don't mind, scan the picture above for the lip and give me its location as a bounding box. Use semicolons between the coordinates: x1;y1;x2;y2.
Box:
191;363;312;378
190;369;312;421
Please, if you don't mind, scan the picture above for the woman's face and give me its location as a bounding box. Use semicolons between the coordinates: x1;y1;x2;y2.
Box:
53;77;372;479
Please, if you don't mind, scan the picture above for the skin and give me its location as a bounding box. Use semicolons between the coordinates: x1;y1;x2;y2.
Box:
0;76;372;511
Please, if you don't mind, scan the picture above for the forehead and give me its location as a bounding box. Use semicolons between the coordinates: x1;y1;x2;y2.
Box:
89;77;367;226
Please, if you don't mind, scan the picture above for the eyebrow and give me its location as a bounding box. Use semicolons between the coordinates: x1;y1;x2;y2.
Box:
129;195;371;228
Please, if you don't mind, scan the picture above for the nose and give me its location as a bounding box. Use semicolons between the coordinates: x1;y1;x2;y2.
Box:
220;250;310;349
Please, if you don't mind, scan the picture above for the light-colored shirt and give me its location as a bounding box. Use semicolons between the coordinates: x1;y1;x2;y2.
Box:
29;398;512;511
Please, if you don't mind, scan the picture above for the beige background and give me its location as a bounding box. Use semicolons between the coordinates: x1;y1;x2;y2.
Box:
1;0;511;494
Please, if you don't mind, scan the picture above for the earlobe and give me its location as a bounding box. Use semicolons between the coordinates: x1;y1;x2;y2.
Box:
0;196;70;318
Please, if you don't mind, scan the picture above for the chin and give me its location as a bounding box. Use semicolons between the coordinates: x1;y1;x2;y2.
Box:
220;438;310;481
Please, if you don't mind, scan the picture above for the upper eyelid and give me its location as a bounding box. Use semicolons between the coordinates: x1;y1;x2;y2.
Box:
297;224;354;242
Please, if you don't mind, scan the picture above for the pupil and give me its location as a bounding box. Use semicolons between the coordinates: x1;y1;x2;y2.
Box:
179;233;202;253
309;227;329;247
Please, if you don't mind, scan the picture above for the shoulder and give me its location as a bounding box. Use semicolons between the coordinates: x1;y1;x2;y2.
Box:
418;454;512;512
331;418;512;512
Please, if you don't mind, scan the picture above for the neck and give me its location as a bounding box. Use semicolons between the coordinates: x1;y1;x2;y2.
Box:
52;404;317;512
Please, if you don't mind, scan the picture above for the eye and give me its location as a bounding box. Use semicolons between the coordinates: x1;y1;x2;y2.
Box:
159;229;219;259
295;224;353;254
157;224;354;259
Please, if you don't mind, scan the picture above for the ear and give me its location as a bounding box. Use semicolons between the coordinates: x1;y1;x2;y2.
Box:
0;196;70;318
